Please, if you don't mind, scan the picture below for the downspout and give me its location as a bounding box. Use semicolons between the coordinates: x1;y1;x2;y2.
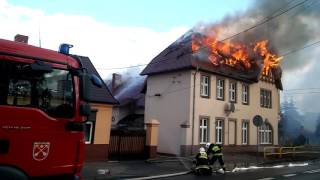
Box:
191;67;199;155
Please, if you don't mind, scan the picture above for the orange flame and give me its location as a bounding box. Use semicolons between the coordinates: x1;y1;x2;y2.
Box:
192;34;281;76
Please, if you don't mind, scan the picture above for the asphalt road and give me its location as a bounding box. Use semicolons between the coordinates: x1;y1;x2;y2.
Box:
161;161;320;180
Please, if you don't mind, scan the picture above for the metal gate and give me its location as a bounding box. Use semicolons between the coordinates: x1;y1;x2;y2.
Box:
108;129;146;160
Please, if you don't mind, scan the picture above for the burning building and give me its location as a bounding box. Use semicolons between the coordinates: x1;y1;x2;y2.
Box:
141;30;282;156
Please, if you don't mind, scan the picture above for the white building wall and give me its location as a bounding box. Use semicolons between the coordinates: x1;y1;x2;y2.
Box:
145;71;192;155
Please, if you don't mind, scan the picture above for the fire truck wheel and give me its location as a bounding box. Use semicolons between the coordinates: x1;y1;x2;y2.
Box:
0;166;28;180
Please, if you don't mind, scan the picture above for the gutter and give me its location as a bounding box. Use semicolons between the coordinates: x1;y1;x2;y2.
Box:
191;67;199;155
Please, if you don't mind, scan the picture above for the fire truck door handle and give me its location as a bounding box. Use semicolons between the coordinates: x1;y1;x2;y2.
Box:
0;139;9;154
65;122;84;132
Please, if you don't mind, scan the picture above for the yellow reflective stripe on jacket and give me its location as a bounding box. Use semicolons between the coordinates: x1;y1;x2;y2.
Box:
212;145;220;152
198;152;208;159
195;165;210;170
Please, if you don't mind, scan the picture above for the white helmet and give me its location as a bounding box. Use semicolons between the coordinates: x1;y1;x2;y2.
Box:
206;143;211;149
199;147;205;152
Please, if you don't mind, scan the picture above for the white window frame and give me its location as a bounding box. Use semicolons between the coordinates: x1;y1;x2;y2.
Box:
216;120;223;144
259;123;272;144
242;122;249;145
260;89;272;108
199;117;209;144
217;79;224;100
229;82;236;102
200;75;210;97
85;121;93;144
242;84;249;104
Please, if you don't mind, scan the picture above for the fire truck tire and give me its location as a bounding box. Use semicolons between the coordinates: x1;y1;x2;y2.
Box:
0;166;28;180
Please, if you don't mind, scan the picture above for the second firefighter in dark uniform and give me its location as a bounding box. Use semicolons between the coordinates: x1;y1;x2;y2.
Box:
206;143;226;173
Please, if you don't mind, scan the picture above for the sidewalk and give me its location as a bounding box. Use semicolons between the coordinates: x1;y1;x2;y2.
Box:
81;152;318;180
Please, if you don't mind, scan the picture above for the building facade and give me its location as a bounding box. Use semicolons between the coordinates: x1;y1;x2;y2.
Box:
141;32;282;156
145;70;280;155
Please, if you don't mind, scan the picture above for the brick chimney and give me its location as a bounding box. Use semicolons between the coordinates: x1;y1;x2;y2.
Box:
14;34;29;44
112;73;122;93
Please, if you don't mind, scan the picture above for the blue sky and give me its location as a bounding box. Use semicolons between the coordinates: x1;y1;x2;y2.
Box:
8;0;253;31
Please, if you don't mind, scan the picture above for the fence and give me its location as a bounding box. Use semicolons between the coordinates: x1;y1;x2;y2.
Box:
264;145;320;159
108;129;146;160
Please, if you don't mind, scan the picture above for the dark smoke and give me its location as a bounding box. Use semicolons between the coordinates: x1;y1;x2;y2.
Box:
191;0;320;132
193;0;320;72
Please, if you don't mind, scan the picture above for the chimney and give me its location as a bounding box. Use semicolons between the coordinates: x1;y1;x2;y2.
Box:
14;34;29;44
112;73;122;93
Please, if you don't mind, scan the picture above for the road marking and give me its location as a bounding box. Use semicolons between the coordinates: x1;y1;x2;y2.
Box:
283;174;296;177
304;169;320;174
127;171;191;180
288;163;308;167
257;177;275;180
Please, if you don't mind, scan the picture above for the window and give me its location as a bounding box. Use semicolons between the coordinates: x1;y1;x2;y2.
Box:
84;110;97;144
216;79;224;100
0;60;74;118
84;121;94;144
215;119;223;144
242;84;249;105
242;122;249;145
229;81;237;102
259;123;273;144
200;75;210;97
260;89;272;108
199;117;209;144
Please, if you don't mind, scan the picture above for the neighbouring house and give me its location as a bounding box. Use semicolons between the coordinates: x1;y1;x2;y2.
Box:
141;32;282;156
75;56;118;161
109;73;146;130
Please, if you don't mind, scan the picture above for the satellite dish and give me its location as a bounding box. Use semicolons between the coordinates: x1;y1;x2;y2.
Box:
253;115;263;127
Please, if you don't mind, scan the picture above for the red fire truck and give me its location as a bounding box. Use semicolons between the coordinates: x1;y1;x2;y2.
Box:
0;39;102;179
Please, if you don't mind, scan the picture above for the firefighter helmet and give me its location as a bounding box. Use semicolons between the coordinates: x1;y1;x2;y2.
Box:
199;147;206;152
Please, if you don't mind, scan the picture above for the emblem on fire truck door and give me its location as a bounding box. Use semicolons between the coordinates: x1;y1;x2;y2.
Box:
33;142;50;161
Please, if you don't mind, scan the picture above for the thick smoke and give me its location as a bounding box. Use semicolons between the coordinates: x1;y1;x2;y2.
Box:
192;0;320;134
105;67;146;101
193;0;320;72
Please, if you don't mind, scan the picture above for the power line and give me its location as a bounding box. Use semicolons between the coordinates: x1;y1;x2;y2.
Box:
96;0;310;71
97;37;320;71
281;40;320;57
284;88;320;92
220;0;309;42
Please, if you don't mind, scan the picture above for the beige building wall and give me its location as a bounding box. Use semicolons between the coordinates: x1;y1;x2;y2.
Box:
145;69;280;155
192;71;280;146
145;71;192;155
90;103;113;144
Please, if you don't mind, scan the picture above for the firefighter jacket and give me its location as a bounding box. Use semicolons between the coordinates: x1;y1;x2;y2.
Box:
207;144;223;157
195;151;210;167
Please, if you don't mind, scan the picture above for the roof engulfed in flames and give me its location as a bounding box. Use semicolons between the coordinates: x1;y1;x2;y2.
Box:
141;31;283;90
192;33;282;76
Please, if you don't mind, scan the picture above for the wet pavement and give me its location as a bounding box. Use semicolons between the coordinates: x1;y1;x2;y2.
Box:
81;153;319;180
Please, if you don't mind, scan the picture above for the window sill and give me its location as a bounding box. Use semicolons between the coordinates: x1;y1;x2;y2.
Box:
200;95;210;99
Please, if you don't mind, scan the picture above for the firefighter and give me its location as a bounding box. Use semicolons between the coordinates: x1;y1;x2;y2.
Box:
194;147;211;175
206;143;226;173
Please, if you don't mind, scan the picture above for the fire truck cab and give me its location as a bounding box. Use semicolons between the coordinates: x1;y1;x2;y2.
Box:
0;39;101;179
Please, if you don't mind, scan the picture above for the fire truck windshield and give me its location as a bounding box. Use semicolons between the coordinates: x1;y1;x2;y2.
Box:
0;60;74;118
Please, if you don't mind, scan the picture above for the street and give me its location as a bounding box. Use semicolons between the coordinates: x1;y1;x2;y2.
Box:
161;161;320;180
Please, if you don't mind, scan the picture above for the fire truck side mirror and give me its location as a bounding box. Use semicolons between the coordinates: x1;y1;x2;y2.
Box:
80;73;91;102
